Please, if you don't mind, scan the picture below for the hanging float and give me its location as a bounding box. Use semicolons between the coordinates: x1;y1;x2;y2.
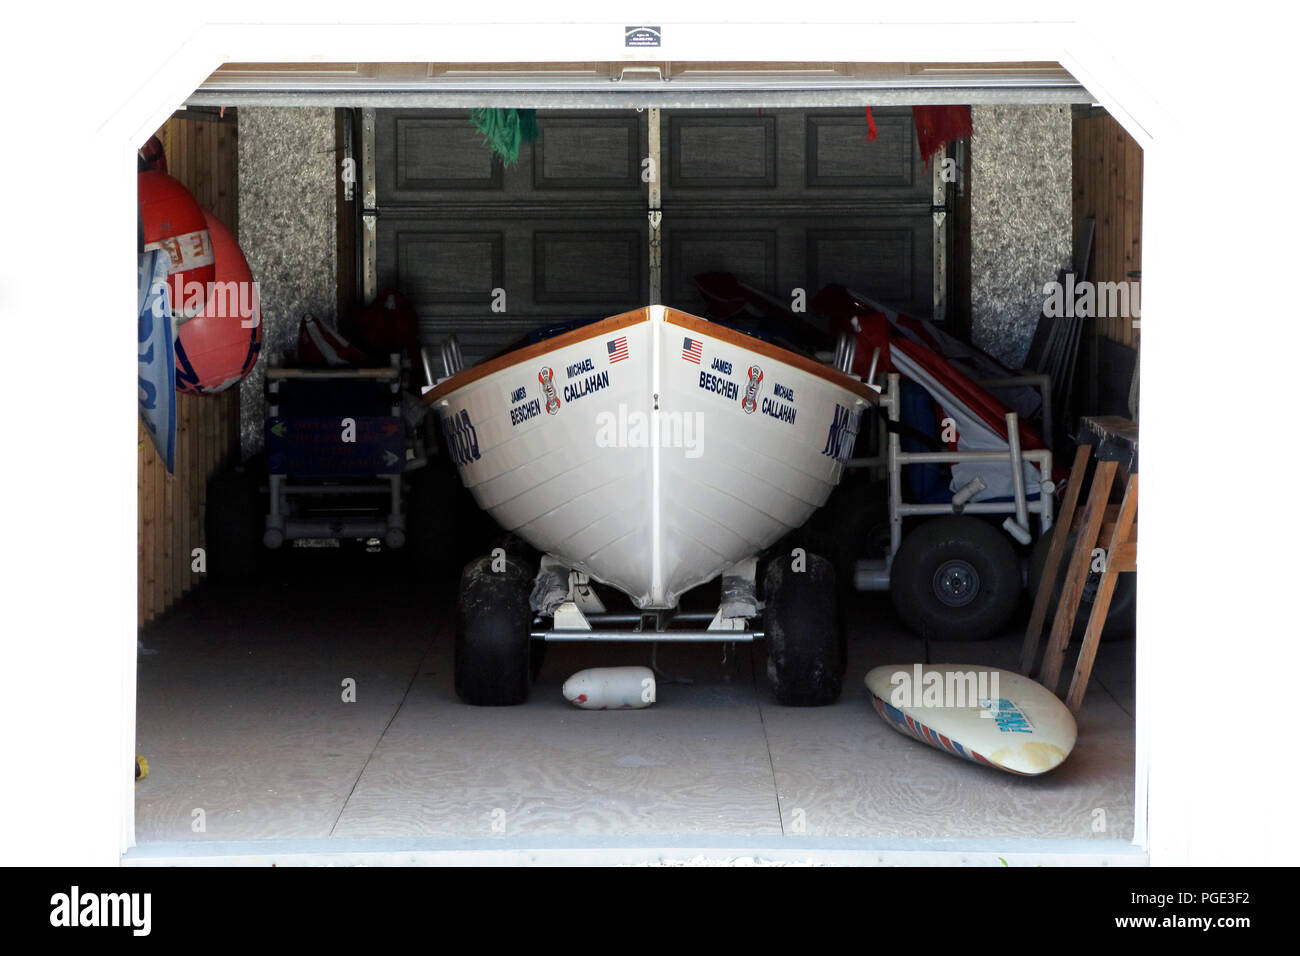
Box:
174;209;262;394
138;169;214;320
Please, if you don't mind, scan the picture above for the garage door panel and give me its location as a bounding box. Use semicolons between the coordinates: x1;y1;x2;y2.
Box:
660;107;933;318
665;228;778;305
663;108;930;203
804;112;925;193
669;113;778;189
377;106;934;357
393;229;505;304
379;108;649;354
664;215;930;317
533;115;643;190
434;322;557;367
390;115;503;192
807;224;926;305
379;110;647;202
533;229;645;302
378;214;647;356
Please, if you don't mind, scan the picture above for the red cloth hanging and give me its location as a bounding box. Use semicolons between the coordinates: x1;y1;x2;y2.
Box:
864;106;878;142
912;105;972;167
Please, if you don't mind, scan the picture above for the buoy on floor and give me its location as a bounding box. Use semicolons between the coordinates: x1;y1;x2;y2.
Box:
563;666;656;710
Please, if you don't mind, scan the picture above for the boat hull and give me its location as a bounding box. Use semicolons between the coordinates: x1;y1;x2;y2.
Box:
427;306;874;609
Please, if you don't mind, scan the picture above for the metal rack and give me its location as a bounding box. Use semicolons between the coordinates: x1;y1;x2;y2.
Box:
850;370;1056;591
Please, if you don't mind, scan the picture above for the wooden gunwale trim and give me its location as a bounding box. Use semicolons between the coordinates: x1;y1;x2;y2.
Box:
665;308;878;403
423;308;648;405
424;306;878;406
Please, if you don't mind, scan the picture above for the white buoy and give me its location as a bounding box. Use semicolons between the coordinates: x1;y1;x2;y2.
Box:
562;666;656;710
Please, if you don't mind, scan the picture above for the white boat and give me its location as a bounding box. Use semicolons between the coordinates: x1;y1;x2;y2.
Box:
425;305;877;706
426;305;876;608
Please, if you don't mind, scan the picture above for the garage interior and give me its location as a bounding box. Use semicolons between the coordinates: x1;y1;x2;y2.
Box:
133;60;1143;862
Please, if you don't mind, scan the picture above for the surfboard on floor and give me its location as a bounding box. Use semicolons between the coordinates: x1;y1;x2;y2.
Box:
864;664;1077;776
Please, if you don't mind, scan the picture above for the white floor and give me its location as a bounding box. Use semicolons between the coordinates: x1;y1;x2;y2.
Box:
133;554;1136;856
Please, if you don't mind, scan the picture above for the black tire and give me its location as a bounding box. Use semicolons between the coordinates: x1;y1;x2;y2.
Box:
889;517;1021;641
799;474;889;586
454;554;535;705
1028;530;1136;642
762;551;844;705
205;460;263;585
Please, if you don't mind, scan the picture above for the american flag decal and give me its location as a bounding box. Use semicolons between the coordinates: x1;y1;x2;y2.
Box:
607;336;628;363
681;337;703;364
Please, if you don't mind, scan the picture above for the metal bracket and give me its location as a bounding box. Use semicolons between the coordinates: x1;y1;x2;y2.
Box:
341;110;355;203
833;330;857;374
706;608;747;632
361;108;377;303
932;152;949;325
647;107;662;304
569;570;606;614
552;601;591;631
439;336;464;379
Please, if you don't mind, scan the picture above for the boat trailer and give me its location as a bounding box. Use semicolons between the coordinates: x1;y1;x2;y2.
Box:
528;556;764;643
850;369;1056;592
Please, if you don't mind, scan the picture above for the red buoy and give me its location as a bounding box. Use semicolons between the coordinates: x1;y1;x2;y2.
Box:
138;170;214;319
138;135;167;174
174;210;261;394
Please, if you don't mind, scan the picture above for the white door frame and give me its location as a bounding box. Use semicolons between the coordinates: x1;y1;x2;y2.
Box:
15;5;1277;866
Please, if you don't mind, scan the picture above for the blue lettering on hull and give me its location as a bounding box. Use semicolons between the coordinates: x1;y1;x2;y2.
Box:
698;370;740;401
821;403;861;462
510;398;543;426
443;409;481;466
761;396;796;424
563;369;610;403
566;357;595;378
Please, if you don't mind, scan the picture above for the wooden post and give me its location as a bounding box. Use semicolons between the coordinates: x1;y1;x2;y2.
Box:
1039;459;1118;692
1065;474;1138;713
1021;444;1092;675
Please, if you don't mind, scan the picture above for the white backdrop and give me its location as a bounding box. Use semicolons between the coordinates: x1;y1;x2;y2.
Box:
1;0;1294;866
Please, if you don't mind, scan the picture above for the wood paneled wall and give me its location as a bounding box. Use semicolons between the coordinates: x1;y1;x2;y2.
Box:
1072;108;1143;349
138;113;242;627
158;113;239;233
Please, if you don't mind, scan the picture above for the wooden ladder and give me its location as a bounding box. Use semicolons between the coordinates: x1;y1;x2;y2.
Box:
1020;417;1138;713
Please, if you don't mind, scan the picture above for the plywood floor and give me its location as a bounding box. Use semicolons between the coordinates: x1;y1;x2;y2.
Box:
135;552;1135;845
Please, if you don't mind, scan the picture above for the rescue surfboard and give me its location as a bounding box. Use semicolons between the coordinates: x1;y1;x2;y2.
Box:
864;664;1077;775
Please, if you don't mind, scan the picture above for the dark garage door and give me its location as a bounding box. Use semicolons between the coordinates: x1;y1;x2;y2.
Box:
375;107;934;364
